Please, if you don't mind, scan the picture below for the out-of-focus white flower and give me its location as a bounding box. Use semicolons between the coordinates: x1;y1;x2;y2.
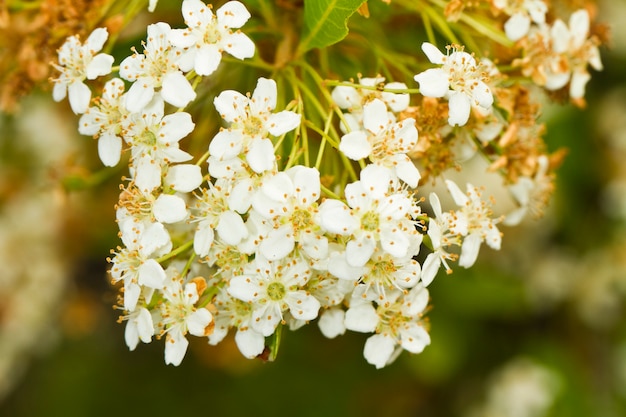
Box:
120;22;196;112
158;274;213;366
227;255;320;337
78;78;127;166
339;99;421;187
544;9;603;100
170;0;255;76
445;180;502;268
414;42;493;126
492;0;548;41
210;77;300;176
51;28;114;114
504;155;552;226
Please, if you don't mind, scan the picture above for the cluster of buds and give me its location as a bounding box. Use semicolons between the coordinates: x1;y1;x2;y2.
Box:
49;0;605;368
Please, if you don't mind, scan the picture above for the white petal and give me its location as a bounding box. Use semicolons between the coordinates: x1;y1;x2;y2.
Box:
133;155;161;192
420;253;441;286
393;156;421;188
161;72;196;108
318;308;346;338
421;42;445;64
222;31;255;60
97;132;122;167
445;179;469;206
68;81;92;114
339;131;371;160
251;303;282;336
504;13;531;41
182;0;213;28
569;9;590;49
153;194;187;224
570;70;590;99
400;323;430;353
52;82;67;102
346;237;375;267
266;111;301;136
209;129;244;160
217;1;251;28
285;291;320;321
447;91;471;126
187;308;213;336
382;82;410;112
251;78;277;115
194;224;215;257
216;210;248;245
125;79;155;113
473;81;493;109
85;27;109;52
364;333;396;369
259;226;295;260
164;329;189;366
214;90;248;123
288;165;320;204
194;44;222;76
168;28;196;49
165;164;203;192
235;328;265;358
138;258;167;288
331;85;361;109
328;251;365;281
362;99;391;135
86;53;114;79
344;302;379;332
124;282;141;312
414;68;449;98
228;275;262;302
318;199;358;235
459;233;482;268
246;137;276;173
551;19;571;54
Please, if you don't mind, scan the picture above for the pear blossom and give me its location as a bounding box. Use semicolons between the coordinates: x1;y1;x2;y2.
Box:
157;273;213;366
78;78;127;166
209;290;265;359
120;22;196;112
122;97;195;192
109;208;172;311
51;27;114;114
320;165;421;267
251;166;327;261
210;77;301;175
414;42;493;126
345;285;431;368
170;0;255;76
227;255;320;337
192;179;249;257
339;98;421;187
492;0;548;41
445;180;502;268
544;9;603;100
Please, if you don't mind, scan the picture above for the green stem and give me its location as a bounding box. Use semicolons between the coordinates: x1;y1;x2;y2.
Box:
156;240;193;263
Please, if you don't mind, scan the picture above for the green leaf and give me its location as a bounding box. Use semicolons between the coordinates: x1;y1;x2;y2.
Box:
299;0;367;54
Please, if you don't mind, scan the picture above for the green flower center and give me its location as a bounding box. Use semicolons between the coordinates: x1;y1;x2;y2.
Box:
267;282;286;301
361;210;380;232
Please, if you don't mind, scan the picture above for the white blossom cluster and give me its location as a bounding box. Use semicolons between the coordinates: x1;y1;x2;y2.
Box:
48;0;598;369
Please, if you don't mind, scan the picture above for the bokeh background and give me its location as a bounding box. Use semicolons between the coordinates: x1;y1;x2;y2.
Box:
1;1;626;416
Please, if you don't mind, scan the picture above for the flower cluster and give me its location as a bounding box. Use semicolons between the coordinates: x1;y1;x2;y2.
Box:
50;0;605;368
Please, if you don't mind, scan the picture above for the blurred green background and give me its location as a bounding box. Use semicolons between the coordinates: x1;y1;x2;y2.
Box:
1;1;626;416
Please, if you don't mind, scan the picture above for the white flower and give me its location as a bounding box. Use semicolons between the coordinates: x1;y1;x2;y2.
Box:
332;76;411;131
227;256;320;337
209;290;265;359
192;179;249;257
120;22;196;112
78;78;127;167
346;285;430;369
122;97;195;192
158;274;213;366
251;166;327;261
320;165;421;267
445;180;502;268
109;208;172;311
414;42;493;126
170;0;255;76
210;77;300;175
51;27;114;114
339;99;421;187
420;192;460;286
493;0;548;41
545;9;603;99
503;155;553;225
